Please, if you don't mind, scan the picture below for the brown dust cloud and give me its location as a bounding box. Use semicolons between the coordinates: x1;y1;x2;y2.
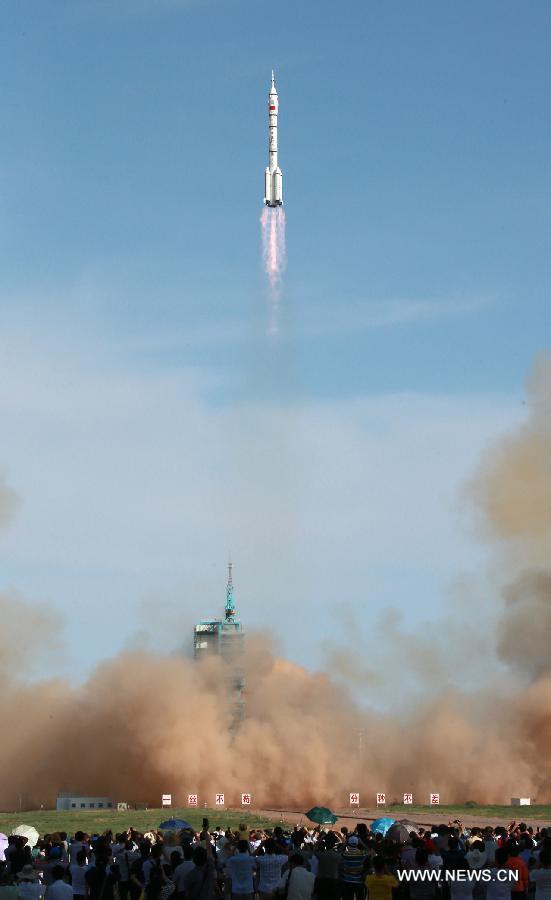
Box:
0;359;550;810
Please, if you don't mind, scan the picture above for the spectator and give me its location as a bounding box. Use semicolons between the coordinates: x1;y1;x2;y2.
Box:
276;854;315;900
174;845;195;900
130;842;151;900
182;846;217;900
10;839;32;877
449;866;474;900
255;839;288;900
506;842;529;900
16;865;44;900
340;836;369;900
530;850;551;900
314;837;341;900
487;847;512;900
86;853;119;900
408;848;438;900
45;867;73;900
365;856;397;900
0;870;20;900
144;846;165;887
225;840;256;900
443;838;466;874
68;836;87;868
116;840;140;900
466;842;489;900
67;849;88;900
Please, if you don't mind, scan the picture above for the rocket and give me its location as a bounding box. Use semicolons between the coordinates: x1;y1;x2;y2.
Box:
264;70;283;207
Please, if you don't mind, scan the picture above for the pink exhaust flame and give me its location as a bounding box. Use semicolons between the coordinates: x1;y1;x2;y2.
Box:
260;206;286;335
261;206;287;288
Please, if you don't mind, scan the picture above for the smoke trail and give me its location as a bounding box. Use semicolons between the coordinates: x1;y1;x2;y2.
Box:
260;206;287;335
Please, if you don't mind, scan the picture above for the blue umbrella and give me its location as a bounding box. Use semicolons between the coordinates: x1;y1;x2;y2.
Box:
159;818;194;830
371;817;395;835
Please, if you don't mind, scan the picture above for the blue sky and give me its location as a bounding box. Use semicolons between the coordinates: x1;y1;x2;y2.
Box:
0;0;549;684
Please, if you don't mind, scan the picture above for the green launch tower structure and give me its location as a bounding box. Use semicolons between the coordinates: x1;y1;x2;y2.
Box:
193;562;245;723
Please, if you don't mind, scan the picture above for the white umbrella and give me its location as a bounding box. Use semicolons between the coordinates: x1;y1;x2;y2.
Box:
12;825;39;848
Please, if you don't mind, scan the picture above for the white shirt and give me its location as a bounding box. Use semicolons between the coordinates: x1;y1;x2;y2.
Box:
255;855;288;893
45;882;73;900
530;869;551;900
278;868;315;900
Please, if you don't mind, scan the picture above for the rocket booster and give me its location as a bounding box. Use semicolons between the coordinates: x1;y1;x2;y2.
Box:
264;70;283;207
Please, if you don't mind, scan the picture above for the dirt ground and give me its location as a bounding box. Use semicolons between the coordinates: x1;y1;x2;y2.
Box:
256;807;551;830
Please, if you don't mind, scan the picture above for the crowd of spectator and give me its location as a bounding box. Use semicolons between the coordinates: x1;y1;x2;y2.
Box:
0;817;550;900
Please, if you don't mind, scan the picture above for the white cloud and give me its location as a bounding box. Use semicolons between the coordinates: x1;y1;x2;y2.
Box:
98;296;491;352
291;295;491;338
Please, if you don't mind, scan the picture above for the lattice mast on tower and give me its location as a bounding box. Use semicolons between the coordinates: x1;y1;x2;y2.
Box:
193;560;245;726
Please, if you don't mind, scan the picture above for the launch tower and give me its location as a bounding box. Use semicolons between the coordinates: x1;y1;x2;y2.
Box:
193;562;245;723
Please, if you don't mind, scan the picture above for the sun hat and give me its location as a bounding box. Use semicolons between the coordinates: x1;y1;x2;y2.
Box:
17;865;39;881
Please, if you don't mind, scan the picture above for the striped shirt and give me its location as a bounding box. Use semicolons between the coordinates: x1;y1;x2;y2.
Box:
340;850;369;884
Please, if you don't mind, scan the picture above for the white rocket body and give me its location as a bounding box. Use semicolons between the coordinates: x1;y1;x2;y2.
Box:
264;71;283;207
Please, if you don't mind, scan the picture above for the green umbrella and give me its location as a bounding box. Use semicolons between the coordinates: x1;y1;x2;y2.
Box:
304;806;338;825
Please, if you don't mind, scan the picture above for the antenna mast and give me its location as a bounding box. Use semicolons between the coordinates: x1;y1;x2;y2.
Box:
225;559;235;620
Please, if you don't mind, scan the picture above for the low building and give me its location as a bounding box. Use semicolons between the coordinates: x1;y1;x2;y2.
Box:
56;792;114;811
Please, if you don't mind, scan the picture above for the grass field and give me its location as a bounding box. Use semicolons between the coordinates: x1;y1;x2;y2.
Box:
1;804;550;839
0;808;286;838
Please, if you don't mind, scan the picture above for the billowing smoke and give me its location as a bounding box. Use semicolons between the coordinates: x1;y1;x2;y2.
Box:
470;355;551;685
260;206;286;335
471;356;551;567
1;359;551;810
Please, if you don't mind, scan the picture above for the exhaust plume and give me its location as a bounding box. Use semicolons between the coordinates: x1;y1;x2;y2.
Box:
260;206;286;335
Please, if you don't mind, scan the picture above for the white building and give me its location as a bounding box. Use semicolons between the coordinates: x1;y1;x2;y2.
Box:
56;792;114;811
